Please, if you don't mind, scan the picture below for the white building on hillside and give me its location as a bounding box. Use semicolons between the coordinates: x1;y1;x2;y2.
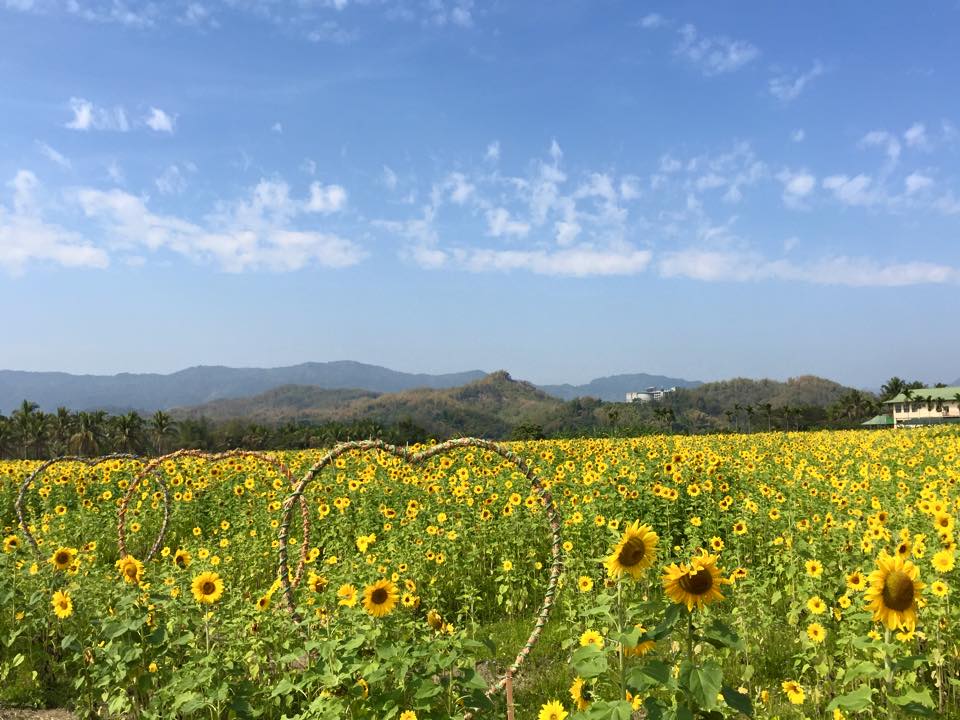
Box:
626;386;677;403
883;386;960;427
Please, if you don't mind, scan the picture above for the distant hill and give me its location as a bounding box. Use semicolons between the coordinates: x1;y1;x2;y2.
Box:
538;373;701;401
679;375;852;414
0;362;487;414
172;386;380;423
174;370;562;439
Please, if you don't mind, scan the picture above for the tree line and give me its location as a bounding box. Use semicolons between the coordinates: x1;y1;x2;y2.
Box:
0;401;431;460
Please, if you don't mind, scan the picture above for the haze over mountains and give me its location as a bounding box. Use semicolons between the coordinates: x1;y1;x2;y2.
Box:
0;361;699;413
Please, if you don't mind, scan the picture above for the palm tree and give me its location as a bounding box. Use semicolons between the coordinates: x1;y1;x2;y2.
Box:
148;411;178;455
0;415;11;458
50;407;74;455
69;411;106;456
761;403;773;432
744;405;755;433
111;412;145;454
880;377;907;401
12;400;41;458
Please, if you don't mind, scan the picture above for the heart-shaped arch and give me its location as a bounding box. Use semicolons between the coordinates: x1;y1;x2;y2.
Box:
276;437;563;703
118;448;311;586
14;453;146;558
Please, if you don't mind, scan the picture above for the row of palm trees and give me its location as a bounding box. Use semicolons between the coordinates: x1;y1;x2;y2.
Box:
0;401;432;460
0;401;178;459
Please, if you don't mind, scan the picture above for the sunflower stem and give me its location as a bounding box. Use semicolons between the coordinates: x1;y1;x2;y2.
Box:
686;610;695;715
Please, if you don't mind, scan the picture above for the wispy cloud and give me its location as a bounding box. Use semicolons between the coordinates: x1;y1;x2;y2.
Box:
0;170;109;274
145;107;176;133
75;178;363;272
769;61;824;102
65;97;129;132
675;24;759;75
36;141;71;169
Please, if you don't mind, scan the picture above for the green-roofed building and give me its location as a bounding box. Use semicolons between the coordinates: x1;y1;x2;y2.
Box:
882;386;960;427
861;414;894;427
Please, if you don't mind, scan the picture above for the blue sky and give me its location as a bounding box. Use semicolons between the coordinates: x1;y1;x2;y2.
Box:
1;1;959;388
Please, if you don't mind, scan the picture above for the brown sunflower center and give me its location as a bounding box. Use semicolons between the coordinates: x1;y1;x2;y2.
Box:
55;551;70;565
881;570;915;612
371;587;388;605
202;581;216;595
125;565;137;578
678;567;713;596
617;537;647;568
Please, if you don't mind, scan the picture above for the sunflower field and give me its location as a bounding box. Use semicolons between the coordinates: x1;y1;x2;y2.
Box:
1;427;959;720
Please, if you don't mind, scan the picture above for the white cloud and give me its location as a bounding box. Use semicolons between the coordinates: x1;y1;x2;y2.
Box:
903;122;929;150
904;172;934;195
446;172;474;204
860;130;901;162
156;165;188;195
485;140;500;162
639;13;664;29
145;107;176;133
306;181;348;213
822;174;876;206
619;176;641;200
658;247;960;286
65;97;129;131
486;207;529;238
106;161;125;184
776;169;816;208
456;247;652;277
382;165;398;190
675;24;759;75
271;121;283;134
768;61;824;102
36;141;71;169
75;179;364;272
0;170;109;273
791;129;805;143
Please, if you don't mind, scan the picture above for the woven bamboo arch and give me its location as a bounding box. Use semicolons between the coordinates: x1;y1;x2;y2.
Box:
276;437;564;703
14;454;145;558
118;449;311;586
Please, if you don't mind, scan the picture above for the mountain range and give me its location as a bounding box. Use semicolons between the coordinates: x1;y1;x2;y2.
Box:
0;362;698;413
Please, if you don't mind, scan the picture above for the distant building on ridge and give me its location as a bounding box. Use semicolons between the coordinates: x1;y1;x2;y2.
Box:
626;386;676;403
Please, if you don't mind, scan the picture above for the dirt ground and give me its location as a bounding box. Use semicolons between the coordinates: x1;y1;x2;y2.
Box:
0;710;75;720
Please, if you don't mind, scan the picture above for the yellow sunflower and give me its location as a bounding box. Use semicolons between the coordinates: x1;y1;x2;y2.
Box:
116;555;144;584
362;579;399;618
805;559;823;578
579;629;604;649
3;535;20;553
622;624;656;657
308;572;328;592
191;571;224;604
782;680;805;705
577;576;594;592
846;570;867;592
806;622;826;644
51;590;73;619
605;521;658;580
173;549;192;569
865;552;924;631
337;583;358;607
662;551;727;611
49;546;77;572
932;549;955;574
538;700;568;720
569;677;592;711
806;596;827;615
930;580;948;598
